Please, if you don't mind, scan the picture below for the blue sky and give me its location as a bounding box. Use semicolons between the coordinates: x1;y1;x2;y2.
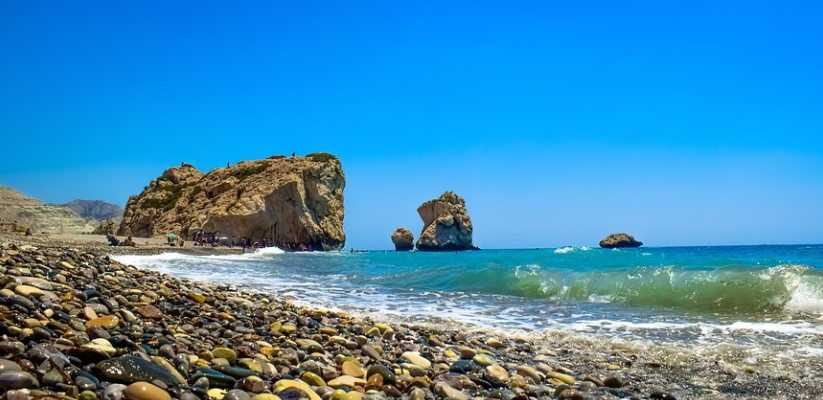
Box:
1;1;822;249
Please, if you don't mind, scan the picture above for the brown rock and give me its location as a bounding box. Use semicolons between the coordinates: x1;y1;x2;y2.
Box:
137;305;163;319
599;233;643;248
118;154;346;251
391;228;414;251
415;191;477;251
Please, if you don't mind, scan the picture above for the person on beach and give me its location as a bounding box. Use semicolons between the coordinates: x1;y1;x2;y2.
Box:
123;236;137;247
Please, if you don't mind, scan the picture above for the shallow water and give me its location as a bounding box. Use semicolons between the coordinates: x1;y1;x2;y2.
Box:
115;244;823;369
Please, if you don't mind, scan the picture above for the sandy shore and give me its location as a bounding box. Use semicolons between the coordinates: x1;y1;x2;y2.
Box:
0;233;821;400
0;232;245;256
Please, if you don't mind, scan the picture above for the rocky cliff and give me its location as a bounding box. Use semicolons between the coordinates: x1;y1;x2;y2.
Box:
415;191;477;251
599;233;643;248
118;154;346;251
0;186;99;234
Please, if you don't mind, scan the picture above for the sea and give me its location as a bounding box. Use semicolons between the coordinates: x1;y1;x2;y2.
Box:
114;244;823;374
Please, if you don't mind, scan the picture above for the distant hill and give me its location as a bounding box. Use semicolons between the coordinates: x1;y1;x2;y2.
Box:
61;200;124;223
0;186;98;234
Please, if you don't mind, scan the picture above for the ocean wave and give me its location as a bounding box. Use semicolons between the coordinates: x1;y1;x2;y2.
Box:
554;246;592;254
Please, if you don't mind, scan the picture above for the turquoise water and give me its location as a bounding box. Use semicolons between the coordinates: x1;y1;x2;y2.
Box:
116;244;823;358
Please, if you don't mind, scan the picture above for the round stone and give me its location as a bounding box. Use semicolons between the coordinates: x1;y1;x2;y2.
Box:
341;361;365;378
86;315;120;329
400;352;432;369
0;371;39;389
0;360;22;373
212;348;237;364
124;382;171;400
103;383;128;400
327;375;367;388
14;285;43;297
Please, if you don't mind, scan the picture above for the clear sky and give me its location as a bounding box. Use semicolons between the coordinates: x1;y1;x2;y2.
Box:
2;1;822;249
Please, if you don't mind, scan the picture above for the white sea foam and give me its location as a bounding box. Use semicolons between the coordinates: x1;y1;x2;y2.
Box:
554;246;592;254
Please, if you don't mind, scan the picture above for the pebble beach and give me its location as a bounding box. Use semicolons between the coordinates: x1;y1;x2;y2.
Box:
0;234;820;400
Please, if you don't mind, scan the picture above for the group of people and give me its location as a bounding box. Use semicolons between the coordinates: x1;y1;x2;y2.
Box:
106;234;137;247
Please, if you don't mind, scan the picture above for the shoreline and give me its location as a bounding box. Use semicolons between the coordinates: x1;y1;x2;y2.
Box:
0;234;821;399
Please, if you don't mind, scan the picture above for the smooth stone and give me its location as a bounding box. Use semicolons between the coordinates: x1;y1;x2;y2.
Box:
86;315;120;329
546;371;576;385
225;389;251;400
342;361;366;378
400;352;432;369
207;389;227;400
124;382;171;400
604;372;623;388
14;285;43;297
191;368;236;388
151;356;187;385
327;375;367;388
0;359;22;373
97;356;179;386
361;345;381;361
212;348;237;364
104;384;129;400
486;339;504;348
0;371;39;389
486;365;509;382
16;277;53;290
516;366;541;383
366;365;395;384
187;292;206;303
210;365;259;379
273;380;322;400
459;347;476;359
76;376;98;391
433;382;468;400
342;392;361;400
557;388;584;400
301;371;325;387
472;354;495;366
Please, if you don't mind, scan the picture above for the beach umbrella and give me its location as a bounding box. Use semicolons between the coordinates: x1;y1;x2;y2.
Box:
167;233;178;239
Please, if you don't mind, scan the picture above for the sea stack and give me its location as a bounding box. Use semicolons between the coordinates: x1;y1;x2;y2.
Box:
119;153;346;251
415;191;477;251
391;227;414;251
599;233;643;248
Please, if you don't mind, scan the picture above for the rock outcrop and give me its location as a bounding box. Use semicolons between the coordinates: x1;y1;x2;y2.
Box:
599;233;643;248
0;186;99;234
415;191;477;251
118;154;346;251
391;227;414;251
92;218;118;235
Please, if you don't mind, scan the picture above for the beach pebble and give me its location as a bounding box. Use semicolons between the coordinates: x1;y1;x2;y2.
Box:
0;371;39;389
328;375;367;388
604;372;623;388
0;359;22;373
124;382;171;400
400;352;432;369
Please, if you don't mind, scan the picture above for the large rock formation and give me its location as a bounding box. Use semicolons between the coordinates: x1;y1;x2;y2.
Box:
118;154;346;251
391;227;414;251
415;191;477;251
0;186;99;234
599;233;643;248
